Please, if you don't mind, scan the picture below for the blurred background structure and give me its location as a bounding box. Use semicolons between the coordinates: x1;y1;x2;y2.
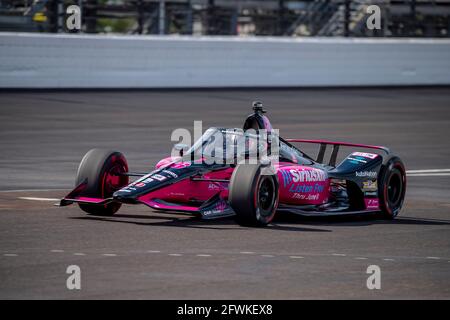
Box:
2;1;450;88
1;0;449;37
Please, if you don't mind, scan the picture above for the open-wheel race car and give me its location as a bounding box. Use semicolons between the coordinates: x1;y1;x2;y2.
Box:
59;102;406;227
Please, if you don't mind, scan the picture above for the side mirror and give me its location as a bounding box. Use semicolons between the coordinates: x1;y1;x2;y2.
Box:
174;143;189;157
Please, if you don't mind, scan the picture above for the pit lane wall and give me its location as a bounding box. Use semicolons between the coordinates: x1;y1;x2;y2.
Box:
1;32;450;88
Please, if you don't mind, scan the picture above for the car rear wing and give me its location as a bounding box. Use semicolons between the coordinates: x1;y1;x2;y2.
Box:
285;139;390;167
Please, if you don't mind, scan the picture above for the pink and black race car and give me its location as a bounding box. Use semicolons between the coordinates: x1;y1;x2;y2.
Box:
60;102;406;227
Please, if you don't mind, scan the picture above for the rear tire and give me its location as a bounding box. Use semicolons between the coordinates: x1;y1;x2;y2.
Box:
229;163;279;227
76;149;129;216
378;156;406;219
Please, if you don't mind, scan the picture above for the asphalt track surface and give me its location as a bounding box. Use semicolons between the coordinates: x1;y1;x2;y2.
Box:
0;88;449;299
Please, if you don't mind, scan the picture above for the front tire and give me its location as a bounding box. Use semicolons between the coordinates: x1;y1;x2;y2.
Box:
378;156;406;219
229;163;279;227
76;149;129;216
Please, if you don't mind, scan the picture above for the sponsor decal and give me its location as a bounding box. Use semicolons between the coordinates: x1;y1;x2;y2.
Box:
289;183;324;194
280;168;327;187
162;170;178;178
280;168;327;202
290;168;327;183
280;169;293;187
208;183;220;190
292;193;320;201
152;174;166;181
215;200;227;212
347;157;367;164
363;180;378;191
202;200;228;216
169;192;185;196
356;171;377;178
365;198;379;210
123;170;177;190
364;191;378;197
119;185;137;191
352;152;378;159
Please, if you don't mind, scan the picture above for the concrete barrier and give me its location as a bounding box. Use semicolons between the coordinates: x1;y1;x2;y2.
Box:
1;32;450;88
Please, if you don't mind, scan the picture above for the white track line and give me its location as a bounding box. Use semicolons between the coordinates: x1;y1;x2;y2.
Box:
407;169;450;173
0;189;68;193
406;169;450;177
19;197;60;201
3;250;450;263
407;173;450;177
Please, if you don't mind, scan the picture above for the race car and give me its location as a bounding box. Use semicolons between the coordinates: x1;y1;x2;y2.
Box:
59;102;406;227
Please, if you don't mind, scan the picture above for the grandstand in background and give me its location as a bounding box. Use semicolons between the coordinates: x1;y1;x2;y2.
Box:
0;0;449;37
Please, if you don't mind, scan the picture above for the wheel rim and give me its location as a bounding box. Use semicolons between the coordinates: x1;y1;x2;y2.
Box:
257;176;276;216
387;170;403;209
102;163;127;197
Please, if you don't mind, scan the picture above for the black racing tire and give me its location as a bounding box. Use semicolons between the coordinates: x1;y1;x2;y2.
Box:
75;149;129;216
378;156;406;219
229;163;279;227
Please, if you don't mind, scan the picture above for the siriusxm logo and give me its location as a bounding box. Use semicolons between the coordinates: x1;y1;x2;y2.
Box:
280;169;293;187
280;168;327;187
356;171;377;178
290;169;327;183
